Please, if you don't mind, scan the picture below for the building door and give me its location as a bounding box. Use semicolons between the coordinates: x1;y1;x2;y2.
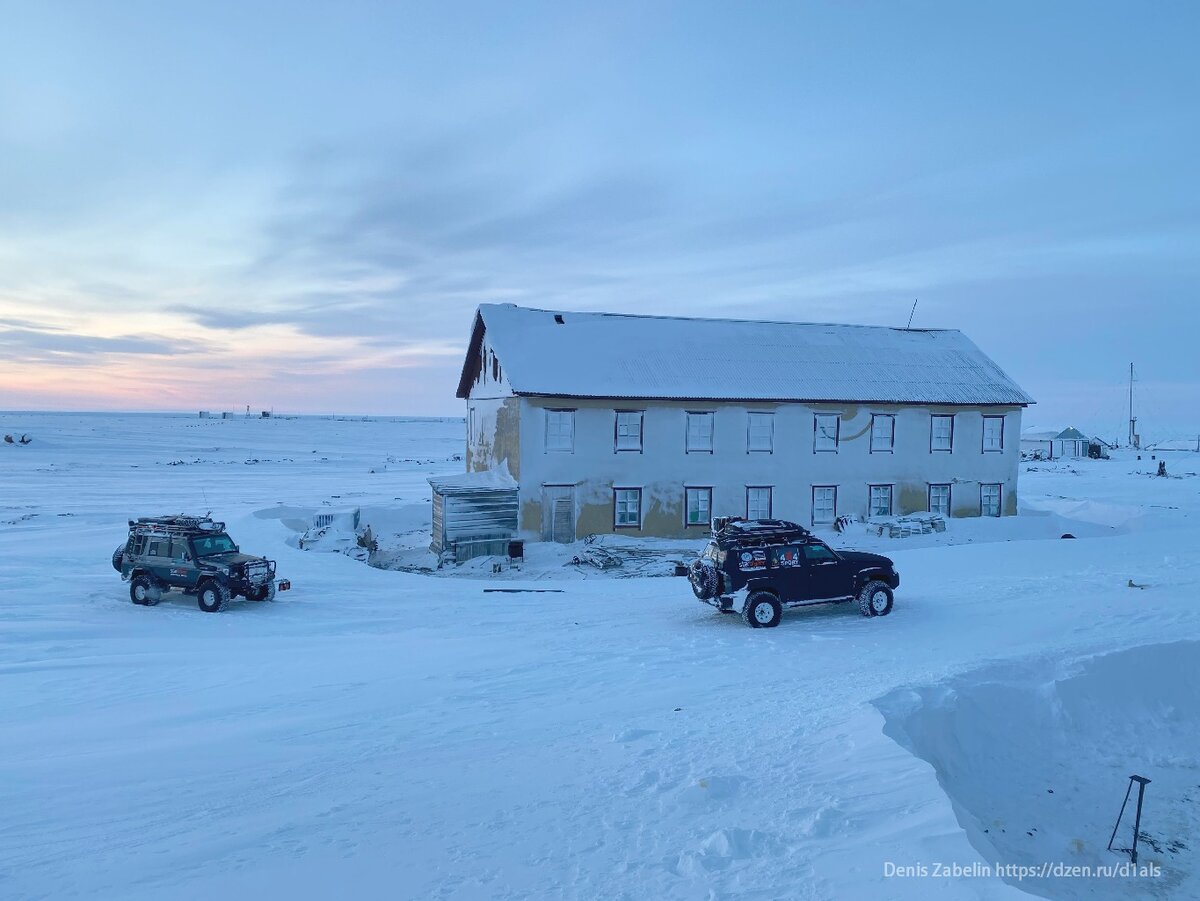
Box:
542;485;576;543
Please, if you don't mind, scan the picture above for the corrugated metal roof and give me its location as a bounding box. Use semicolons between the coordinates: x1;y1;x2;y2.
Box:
466;304;1034;405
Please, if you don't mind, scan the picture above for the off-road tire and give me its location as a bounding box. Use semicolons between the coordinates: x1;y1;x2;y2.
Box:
690;562;719;600
197;580;230;613
858;580;893;617
129;574;154;606
743;591;782;628
111;546;125;573
247;581;276;602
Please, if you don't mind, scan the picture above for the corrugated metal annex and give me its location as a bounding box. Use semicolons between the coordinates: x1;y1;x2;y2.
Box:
458;304;1034;406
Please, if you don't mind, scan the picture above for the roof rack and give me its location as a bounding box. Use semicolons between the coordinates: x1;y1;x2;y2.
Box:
129;515;225;535
712;517;812;544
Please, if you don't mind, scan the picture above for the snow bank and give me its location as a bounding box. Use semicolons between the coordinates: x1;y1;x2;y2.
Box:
877;642;1200;899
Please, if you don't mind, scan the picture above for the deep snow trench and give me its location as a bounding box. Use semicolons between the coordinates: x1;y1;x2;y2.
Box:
876;642;1198;899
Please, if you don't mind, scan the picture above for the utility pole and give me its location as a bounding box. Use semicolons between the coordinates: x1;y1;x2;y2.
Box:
1128;363;1138;449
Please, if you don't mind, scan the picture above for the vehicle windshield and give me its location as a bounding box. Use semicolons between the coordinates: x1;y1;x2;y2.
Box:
192;533;237;556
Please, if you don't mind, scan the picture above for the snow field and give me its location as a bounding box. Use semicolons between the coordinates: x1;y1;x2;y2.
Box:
1;413;1198;899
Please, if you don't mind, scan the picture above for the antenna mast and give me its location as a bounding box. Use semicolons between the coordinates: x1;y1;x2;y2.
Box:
906;299;918;329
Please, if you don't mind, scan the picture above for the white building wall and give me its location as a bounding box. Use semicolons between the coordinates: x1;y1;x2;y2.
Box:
514;397;1023;540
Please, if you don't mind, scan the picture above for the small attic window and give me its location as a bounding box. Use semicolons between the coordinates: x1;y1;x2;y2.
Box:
554;314;565;324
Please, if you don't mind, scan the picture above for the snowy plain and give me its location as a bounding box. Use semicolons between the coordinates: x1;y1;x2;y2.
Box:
1;412;1198;900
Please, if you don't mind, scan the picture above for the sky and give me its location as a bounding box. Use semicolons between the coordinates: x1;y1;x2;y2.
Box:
1;1;1197;438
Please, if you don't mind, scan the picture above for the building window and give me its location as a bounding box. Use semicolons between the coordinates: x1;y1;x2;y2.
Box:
746;486;773;520
686;412;714;453
545;409;574;452
614;488;642;527
931;415;954;452
468;407;476;443
685;487;712;527
812;486;837;525
982;415;1004;452
981;483;1002;517
929;483;951;517
615;411;644;452
869;484;893;517
814;414;839;452
870;415;895;453
747;412;774;453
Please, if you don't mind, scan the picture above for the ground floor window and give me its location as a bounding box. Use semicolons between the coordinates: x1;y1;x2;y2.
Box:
746;486;773;520
812;486;837;525
869;484;893;518
981;483;1002;517
614;488;642;527
685;487;712;527
929;483;951;517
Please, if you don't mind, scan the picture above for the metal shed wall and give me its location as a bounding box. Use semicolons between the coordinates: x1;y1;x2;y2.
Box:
430;486;519;561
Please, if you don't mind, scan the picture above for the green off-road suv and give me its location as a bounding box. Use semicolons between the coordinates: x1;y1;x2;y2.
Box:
112;515;289;612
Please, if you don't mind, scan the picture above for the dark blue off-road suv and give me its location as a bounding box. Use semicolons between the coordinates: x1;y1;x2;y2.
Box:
688;518;899;628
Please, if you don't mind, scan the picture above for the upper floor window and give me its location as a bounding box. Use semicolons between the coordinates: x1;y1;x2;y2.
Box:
870;415;895;453
614;487;642;527
685;487;712;527
747;412;774;453
814;414;839;452
982;415;1005;452
615;411;644;452
931;415;954;452
545;409;575;452
686;412;714;453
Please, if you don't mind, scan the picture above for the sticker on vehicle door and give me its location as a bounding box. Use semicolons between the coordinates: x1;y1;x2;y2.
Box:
738;550;766;571
770;546;802;568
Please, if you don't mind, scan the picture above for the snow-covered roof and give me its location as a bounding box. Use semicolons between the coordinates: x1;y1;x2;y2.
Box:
458;304;1034;405
428;468;518;493
1021;427;1059;441
1055;427;1089;441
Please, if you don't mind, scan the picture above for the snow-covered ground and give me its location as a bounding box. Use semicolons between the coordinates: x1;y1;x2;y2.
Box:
2;413;1198;900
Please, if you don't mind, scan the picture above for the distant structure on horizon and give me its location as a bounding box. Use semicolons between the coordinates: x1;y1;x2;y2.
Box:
438;303;1034;553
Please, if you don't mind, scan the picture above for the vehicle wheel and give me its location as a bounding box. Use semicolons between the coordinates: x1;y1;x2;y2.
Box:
689;562;718;600
858;580;893;617
246;581;276;602
111;546;125;573
129;574;154;606
742;591;782;628
197;580;230;613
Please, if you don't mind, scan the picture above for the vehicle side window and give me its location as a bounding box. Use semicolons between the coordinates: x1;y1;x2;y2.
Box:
170;541;189;561
769;545;803;568
148;539;169;557
803;543;837;563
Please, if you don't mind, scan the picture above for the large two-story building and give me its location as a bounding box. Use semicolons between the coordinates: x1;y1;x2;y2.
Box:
453;303;1033;544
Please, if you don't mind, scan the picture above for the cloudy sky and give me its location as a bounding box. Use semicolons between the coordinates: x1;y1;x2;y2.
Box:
1;1;1197;436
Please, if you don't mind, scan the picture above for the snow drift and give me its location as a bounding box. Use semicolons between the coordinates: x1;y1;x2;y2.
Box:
876;642;1199;899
